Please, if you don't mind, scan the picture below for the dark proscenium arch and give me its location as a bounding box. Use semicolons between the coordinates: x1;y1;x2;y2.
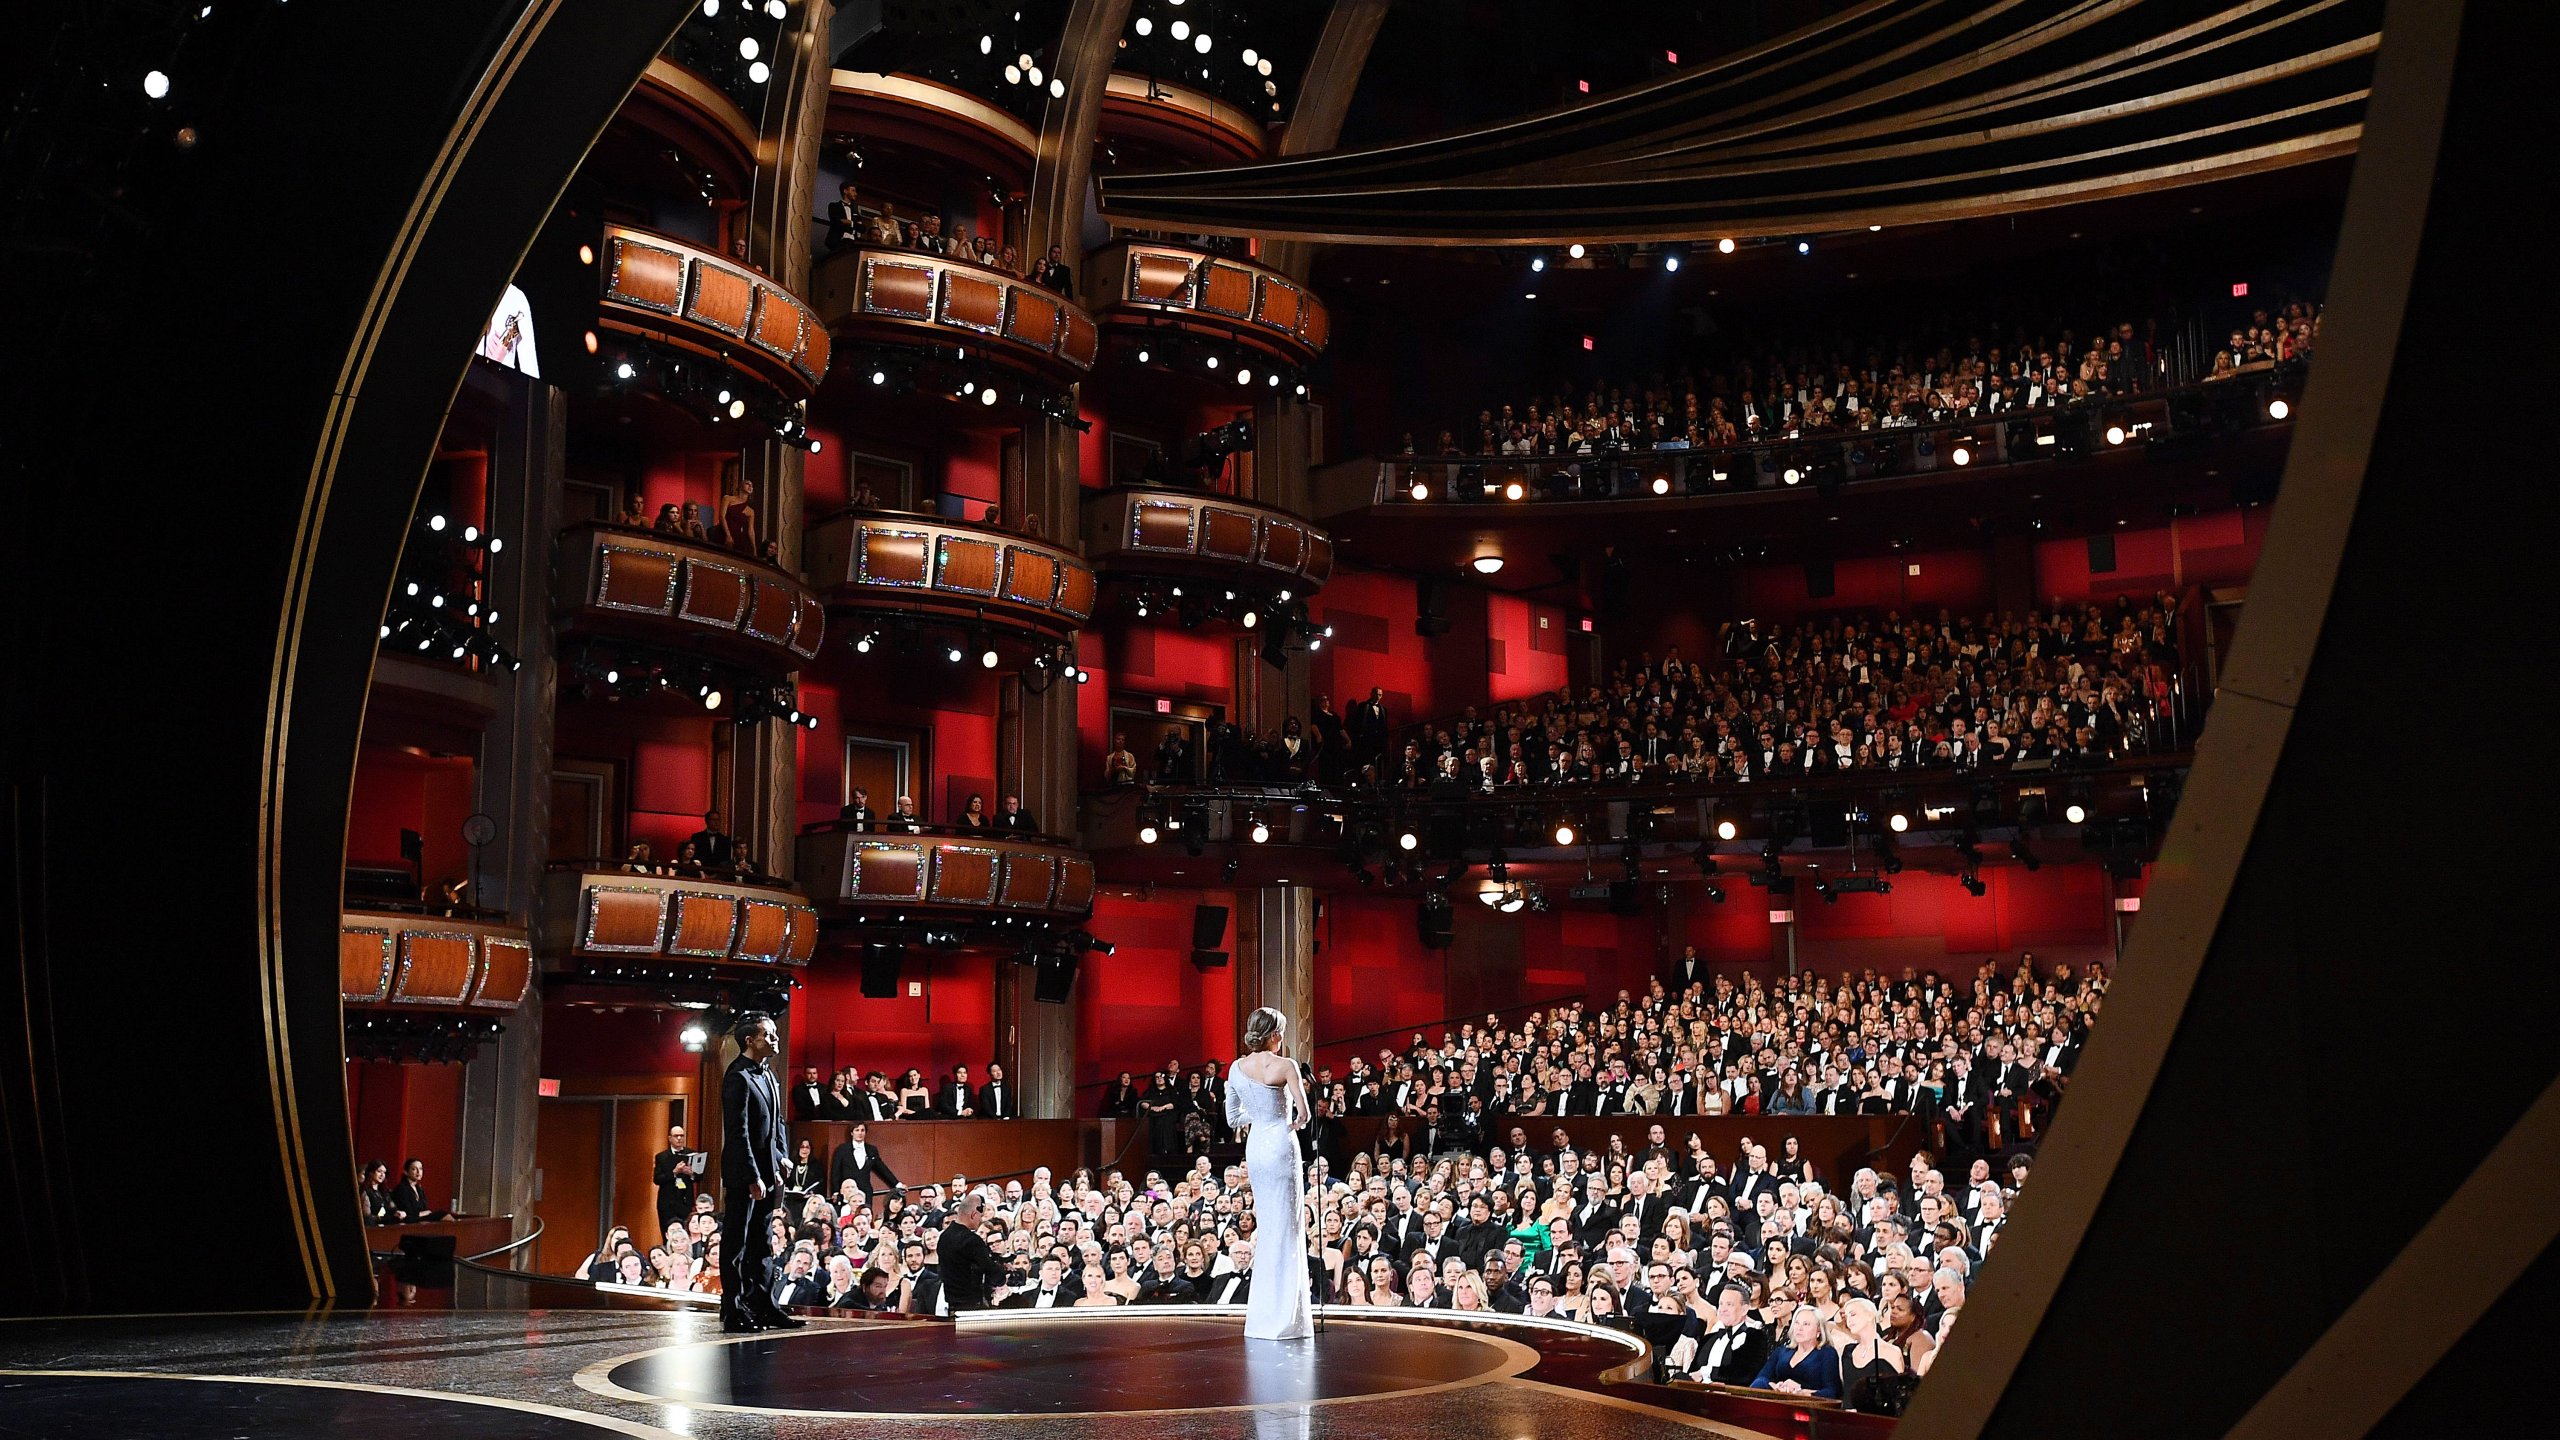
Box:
2;0;693;1313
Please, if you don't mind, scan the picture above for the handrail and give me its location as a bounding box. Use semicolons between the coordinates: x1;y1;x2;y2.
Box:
1372;365;2300;507
342;896;518;925
545;856;796;890
799;816;1072;847
1317;992;1593;1061
462;1214;544;1264
569;517;800;587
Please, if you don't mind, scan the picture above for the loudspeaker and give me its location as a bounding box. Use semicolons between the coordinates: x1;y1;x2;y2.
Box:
1191;904;1230;950
1416;892;1455;949
1190;949;1229;970
1607;881;1643;916
1032;952;1078;1003
859;941;904;998
1804;558;1835;599
2087;533;2118;574
1415;577;1453;637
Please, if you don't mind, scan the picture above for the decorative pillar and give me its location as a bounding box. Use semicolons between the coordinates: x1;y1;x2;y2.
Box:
1023;0;1138;266
1236;886;1316;1054
1264;0;1394;283
456;370;562;1231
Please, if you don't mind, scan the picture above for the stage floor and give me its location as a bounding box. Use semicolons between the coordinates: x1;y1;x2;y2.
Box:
0;1306;1756;1439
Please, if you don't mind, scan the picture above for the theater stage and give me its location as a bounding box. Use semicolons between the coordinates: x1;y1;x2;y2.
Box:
0;1302;1764;1439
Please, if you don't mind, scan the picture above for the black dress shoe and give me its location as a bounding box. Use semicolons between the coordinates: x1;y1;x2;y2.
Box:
756;1306;808;1329
721;1311;766;1334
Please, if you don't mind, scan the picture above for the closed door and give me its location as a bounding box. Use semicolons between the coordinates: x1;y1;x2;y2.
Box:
532;1099;602;1275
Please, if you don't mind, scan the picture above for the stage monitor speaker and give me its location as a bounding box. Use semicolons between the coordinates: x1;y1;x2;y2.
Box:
860;941;904;998
1191;904;1230;951
1190;949;1229;970
1804;558;1835;599
1032;952;1078;1003
2087;533;2118;574
1416;892;1455;949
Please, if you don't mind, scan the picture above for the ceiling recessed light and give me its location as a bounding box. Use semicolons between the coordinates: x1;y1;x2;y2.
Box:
1471;556;1504;575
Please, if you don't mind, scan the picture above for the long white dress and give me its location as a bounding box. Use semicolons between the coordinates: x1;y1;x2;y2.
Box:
1227;1073;1313;1340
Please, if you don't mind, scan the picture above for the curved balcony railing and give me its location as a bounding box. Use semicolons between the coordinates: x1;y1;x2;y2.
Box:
1374;368;2301;507
798;826;1096;923
1080;486;1332;594
600;224;831;399
535;865;820;970
827;70;1038;183
805;509;1096;645
1085;240;1328;366
809;244;1097;383
553;521;824;672
341;909;534;1012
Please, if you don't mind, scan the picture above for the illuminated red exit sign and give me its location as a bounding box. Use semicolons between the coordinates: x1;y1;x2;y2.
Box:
1155;697;1173;714
2231;283;2249;297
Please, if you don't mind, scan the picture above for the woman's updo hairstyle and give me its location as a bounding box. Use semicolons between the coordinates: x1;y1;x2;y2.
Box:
1243;1006;1286;1053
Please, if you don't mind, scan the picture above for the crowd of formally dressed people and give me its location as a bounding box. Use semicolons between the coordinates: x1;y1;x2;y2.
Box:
823;787;1043;837
1386;598;2182;789
613;809;780;884
1112;596;2180;796
574;954;2094;1415
1399;298;2319;460
822;181;1075;294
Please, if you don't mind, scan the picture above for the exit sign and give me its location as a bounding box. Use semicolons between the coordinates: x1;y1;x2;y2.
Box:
2231;282;2249;297
1155;697;1173;713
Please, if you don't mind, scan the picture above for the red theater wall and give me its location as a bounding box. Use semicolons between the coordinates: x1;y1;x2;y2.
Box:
1309;897;1652;1070
345;1059;462;1193
1312;566;1494;725
793;673;1001;830
1076;890;1238;1103
1670;866;2116;979
345;747;475;886
794;949;1001;1087
1073;624;1237;780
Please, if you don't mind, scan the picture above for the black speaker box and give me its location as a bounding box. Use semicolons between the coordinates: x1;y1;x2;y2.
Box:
859;942;904;998
1191;904;1230;950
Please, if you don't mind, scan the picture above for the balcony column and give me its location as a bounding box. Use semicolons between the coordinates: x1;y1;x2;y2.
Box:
1023;0;1137;266
1246;397;1318;733
725;0;830;889
456;371;564;1229
996;420;1085;1117
1263;0;1392;284
1235;886;1316;1060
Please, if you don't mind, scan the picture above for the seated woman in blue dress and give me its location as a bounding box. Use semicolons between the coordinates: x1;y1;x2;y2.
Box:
1750;1305;1844;1398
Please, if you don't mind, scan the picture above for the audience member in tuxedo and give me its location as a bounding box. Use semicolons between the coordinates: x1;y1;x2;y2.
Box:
995;794;1040;834
1671;1284;1774;1384
1204;1238;1255;1305
686;810;737;871
979;1062;1018;1119
1135;1246;1198;1304
651;1125;699;1230
829;1123;901;1210
937;1064;979;1118
838;787;875;828
774;1248;829;1309
889;794;922;831
793;1067;830;1121
1003;1255;1082;1309
823;181;867;253
855;1071;899;1121
1154;727;1192;783
912;212;950;256
1347;687;1391;771
359;1161;395;1224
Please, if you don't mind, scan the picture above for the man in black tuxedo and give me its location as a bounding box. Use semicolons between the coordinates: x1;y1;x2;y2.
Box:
859;1071;900;1121
978;1061;1017;1119
687;809;737;871
829;1122;900;1210
838;786;874;828
1669;944;1708;994
792;1066;830;1121
387;1157;440;1223
718;1012;801;1334
1684;1284;1773;1384
1002;1255;1082;1309
937;1064;978;1118
1621;1170;1670;1245
1347;688;1390;770
1379;1194;1426;1257
1036;243;1073;296
994;794;1039;834
822;180;867;253
652;1124;697;1231
1202;1239;1253;1305
935;1191;1009;1311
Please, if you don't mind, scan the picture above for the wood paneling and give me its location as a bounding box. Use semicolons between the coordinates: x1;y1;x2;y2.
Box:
599;225;827;397
540;870;818;973
343;911;530;1016
1081;488;1333;595
393;931;478;1004
799;832;1095;924
558;523;820;676
1091;242;1330;367
532;1098;603;1274
817;246;1094;384
791;1118;1132;1190
811;513;1096;648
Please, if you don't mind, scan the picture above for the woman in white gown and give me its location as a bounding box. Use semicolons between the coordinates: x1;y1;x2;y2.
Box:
1226;1006;1314;1340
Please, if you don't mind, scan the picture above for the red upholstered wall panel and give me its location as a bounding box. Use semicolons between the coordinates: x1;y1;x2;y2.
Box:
540;1000;701;1078
1312;566;1495;726
1487;594;1569;702
1075;891;1237;1102
796;949;999;1086
944;431;1002;508
345;748;474;884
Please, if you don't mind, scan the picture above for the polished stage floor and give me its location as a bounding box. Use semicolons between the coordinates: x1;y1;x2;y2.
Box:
0;1301;1758;1439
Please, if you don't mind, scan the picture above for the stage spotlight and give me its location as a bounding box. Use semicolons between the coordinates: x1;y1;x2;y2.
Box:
738;36;759;59
488;536;504;553
615;361;635;380
1887;810;1910;833
1136;347;1150;363
1961;871;1987;897
980;647;1000;668
604;668;620;684
2011;836;2042;871
946;644;966;663
1568;243;1586;259
728;398;747;419
1531;256;1546;272
1409;480;1430;501
1651;476;1671;495
1504;481;1526;500
748;61;770;83
1553;820;1577;846
1664;253;1680;272
1499;888;1526;914
1718;238;1736;254
1951;444;1972;466
1717;818;1739;841
1782;467;1801;485
143;70;170;99
1249;819;1270;844
1398;830;1419;851
853;633;874;654
2065;802;2088;825
2268;397;2291;420
680;1023;708;1051
981;388;998;407
702;688;723;711
428;514;446;532
2105;423;2127;446
1796;240;1811;254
